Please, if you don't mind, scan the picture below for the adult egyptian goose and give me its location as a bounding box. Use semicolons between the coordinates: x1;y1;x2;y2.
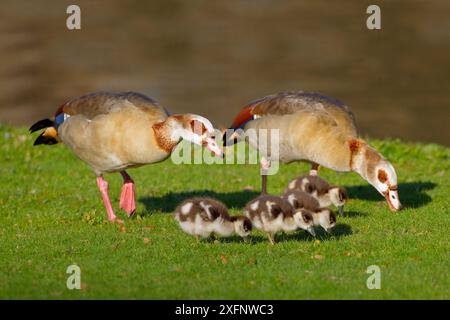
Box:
174;197;252;241
224;91;401;211
244;194;315;244
285;175;347;215
282;189;337;233
30;91;223;223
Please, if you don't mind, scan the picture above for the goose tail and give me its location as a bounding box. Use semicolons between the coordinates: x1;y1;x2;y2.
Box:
29;119;59;145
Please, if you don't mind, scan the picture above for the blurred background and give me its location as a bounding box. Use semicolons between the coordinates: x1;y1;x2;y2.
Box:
1;0;449;145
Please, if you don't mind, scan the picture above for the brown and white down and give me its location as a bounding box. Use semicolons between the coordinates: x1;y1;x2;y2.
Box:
225;91;401;212
244;194;315;244
285;174;347;215
174;197;252;241
30;91;223;223
282;189;337;233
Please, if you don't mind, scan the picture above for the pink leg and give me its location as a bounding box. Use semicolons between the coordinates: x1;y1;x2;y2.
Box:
119;171;136;217
96;176;123;224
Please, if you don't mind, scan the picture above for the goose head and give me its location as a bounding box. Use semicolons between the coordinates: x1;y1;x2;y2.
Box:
169;114;223;157
368;158;401;211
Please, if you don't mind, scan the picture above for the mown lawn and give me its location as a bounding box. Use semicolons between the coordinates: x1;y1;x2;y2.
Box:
0;125;449;299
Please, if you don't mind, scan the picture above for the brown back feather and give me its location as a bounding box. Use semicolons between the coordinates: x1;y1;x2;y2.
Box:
246;91;357;136
282;189;320;211
175;197;230;222
61;91;169;120
245;194;294;219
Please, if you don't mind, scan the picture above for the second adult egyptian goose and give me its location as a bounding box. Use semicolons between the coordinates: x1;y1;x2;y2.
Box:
30;91;223;223
224;91;401;211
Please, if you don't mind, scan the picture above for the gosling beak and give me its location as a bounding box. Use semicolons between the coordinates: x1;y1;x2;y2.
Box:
307;226;316;237
338;205;345;216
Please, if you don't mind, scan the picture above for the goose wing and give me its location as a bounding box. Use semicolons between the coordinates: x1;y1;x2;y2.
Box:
57;91;169;120
231;91;357;136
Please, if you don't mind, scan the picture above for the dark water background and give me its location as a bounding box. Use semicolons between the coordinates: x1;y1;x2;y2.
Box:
1;0;449;145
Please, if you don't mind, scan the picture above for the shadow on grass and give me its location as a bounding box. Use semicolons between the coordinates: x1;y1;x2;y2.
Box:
342;210;368;218
280;223;352;242
210;223;352;244
346;181;436;209
139;190;260;213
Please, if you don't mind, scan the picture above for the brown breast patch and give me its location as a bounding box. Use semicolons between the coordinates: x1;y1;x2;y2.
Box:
349;139;363;169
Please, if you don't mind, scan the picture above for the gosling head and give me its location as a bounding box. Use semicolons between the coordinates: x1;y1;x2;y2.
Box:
294;209;316;237
328;186;347;216
231;216;253;239
315;208;337;233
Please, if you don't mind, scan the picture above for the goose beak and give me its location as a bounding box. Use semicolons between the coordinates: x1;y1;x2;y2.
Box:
338;205;345;216
205;137;224;158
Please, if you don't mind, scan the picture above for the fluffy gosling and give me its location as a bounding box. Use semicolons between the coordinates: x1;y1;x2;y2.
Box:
283;189;337;233
285;174;347;215
174;197;252;241
244;194;315;244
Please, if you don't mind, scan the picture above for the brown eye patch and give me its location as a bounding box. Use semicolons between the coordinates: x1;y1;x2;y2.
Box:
339;188;347;201
378;169;388;183
330;211;337;224
190;120;208;136
271;205;282;216
243;219;252;232
302;210;313;223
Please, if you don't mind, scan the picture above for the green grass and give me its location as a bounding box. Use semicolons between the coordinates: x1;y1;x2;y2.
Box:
0;124;449;299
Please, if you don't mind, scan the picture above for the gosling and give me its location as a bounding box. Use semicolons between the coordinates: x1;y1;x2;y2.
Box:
285;175;347;215
244;194;315;244
173;197;252;241
283;189;337;233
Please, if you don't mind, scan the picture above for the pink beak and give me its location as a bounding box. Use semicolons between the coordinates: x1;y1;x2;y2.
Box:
205;137;224;158
384;189;402;211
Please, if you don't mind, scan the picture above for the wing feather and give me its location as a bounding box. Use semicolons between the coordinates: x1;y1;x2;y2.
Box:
58;91;169;120
233;91;357;136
